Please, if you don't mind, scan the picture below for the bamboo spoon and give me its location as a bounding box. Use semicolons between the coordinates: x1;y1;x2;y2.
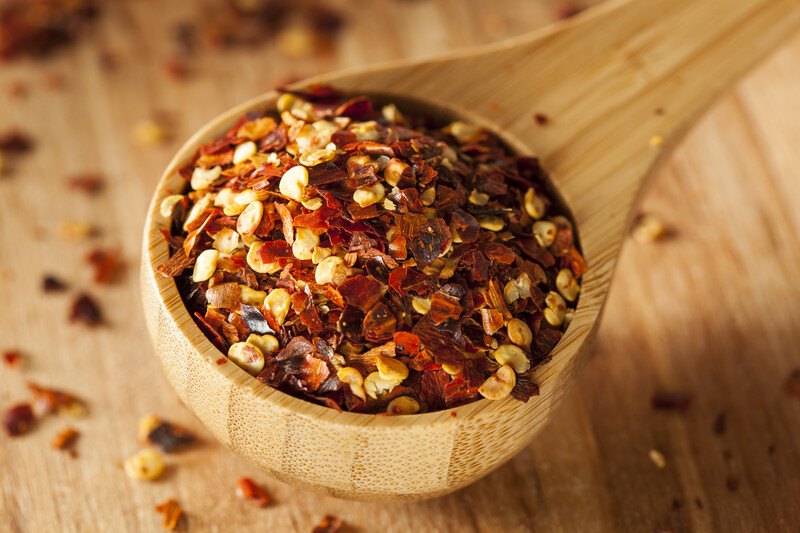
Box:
141;0;800;501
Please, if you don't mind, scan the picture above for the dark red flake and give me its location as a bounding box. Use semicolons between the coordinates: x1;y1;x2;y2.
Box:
3;403;34;436
68;293;102;326
429;290;462;325
533;113;551;126
652;391;692;412
67;173;105;195
363;303;396;342
3;350;22;368
338;275;384;311
42;275;68;293
236;477;271;507
86;247;123;284
146;420;196;453
0;129;34;153
408;218;451;267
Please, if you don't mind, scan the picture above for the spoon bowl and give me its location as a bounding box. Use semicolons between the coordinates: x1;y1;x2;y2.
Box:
142;0;800;500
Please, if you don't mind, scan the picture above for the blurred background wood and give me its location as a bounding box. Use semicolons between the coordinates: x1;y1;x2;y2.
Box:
1;0;799;531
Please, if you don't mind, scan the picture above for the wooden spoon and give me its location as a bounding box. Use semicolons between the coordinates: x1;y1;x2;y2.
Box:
141;0;800;500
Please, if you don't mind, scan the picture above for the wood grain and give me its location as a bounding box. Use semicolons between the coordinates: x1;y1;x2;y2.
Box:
2;0;800;530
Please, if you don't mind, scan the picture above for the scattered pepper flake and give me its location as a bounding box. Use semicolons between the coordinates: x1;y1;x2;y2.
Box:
67;173;105;195
42;274;68;293
3;350;23;368
533;113;550;126
652;391;692;411
311;514;343;533
86;247;124;284
3;403;34;436
154;499;184;531
58;220;99;241
713;411;727;436
133;118;171;146
51;427;80;452
139;415;196;453
69;293;103;326
28;382;87;417
235;477;271;508
0;129;34;154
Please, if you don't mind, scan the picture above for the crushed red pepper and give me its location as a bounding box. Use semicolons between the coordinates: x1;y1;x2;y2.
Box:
51;426;80;452
312;514;343;533
154;498;184;531
3;350;23;368
159;88;585;413
69;292;103;326
67;173;105;195
235;477;271;508
3;403;34;436
86;247;124;284
0;0;99;61
42;274;68;293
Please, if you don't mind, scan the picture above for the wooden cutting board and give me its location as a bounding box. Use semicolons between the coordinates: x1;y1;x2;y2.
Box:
2;1;799;531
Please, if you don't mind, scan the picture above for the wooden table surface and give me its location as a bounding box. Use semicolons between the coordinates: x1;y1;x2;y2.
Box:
2;0;800;531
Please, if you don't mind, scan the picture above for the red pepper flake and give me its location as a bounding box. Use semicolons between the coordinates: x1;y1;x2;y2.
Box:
713;411;727;436
144;418;197;453
0;129;34;154
86;247;124;284
235;477;271;508
3;350;23;368
3;403;34;436
533;113;550;126
783;368;800;399
311;514;343;533
42;274;68;293
27;382;87;417
154;498;184;531
69;293;103;326
51;426;80;452
164;56;190;81
67;173;105;195
216;357;228;365
651;391;692;412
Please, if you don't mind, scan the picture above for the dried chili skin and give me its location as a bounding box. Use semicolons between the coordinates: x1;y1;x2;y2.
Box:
3;403;34;436
160;88;586;413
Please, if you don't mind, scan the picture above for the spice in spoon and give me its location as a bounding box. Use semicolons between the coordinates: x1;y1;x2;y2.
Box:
158;87;586;413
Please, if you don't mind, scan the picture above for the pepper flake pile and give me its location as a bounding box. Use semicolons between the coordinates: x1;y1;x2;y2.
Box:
158;87;586;413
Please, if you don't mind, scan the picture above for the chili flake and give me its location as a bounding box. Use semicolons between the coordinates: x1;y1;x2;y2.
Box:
235;477;271;508
154;499;184;531
312;514;343;533
3;403;34;436
68;293;103;326
42;275;68;293
3;350;22;368
159;88;586;413
51;427;80;452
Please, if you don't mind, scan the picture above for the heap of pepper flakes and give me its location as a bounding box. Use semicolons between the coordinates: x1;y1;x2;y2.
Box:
158;87;586;413
0;0;99;61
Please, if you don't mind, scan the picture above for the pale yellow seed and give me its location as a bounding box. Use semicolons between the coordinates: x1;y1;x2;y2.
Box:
383;198;396;211
301;197;323;211
236;201;264;237
279;165;308;201
351;121;380;142
124;448;165;481
503;273;532;305
419;187;436;206
265;288;291;325
441;362;462;376
192;249;219;282
190;165;222;190
292;227;319;260
492;344;531;374
233;189;269;206
468;189;490;206
212;227;240;254
649;449;667;469
233;141;257;164
240;285;267;306
533;220;557;247
298;146;337;167
632;214;668;243
364;371;400;400
506;318;533;348
386;396;420;415
246;334;279;356
227;342;265;376
353;183;385;208
376;354;409;381
337;367;366;401
523;188;545;219
446;120;481;143
246;242;281;274
183;194;214;231
544;291;567;327
384;158;410;187
411;297;431;315
478;215;505;231
556;268;581;302
315;255;347;285
649;134;664;147
137;414;160;443
160;195;184;218
381;104;403;123
478;364;516;400
311;246;332;264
